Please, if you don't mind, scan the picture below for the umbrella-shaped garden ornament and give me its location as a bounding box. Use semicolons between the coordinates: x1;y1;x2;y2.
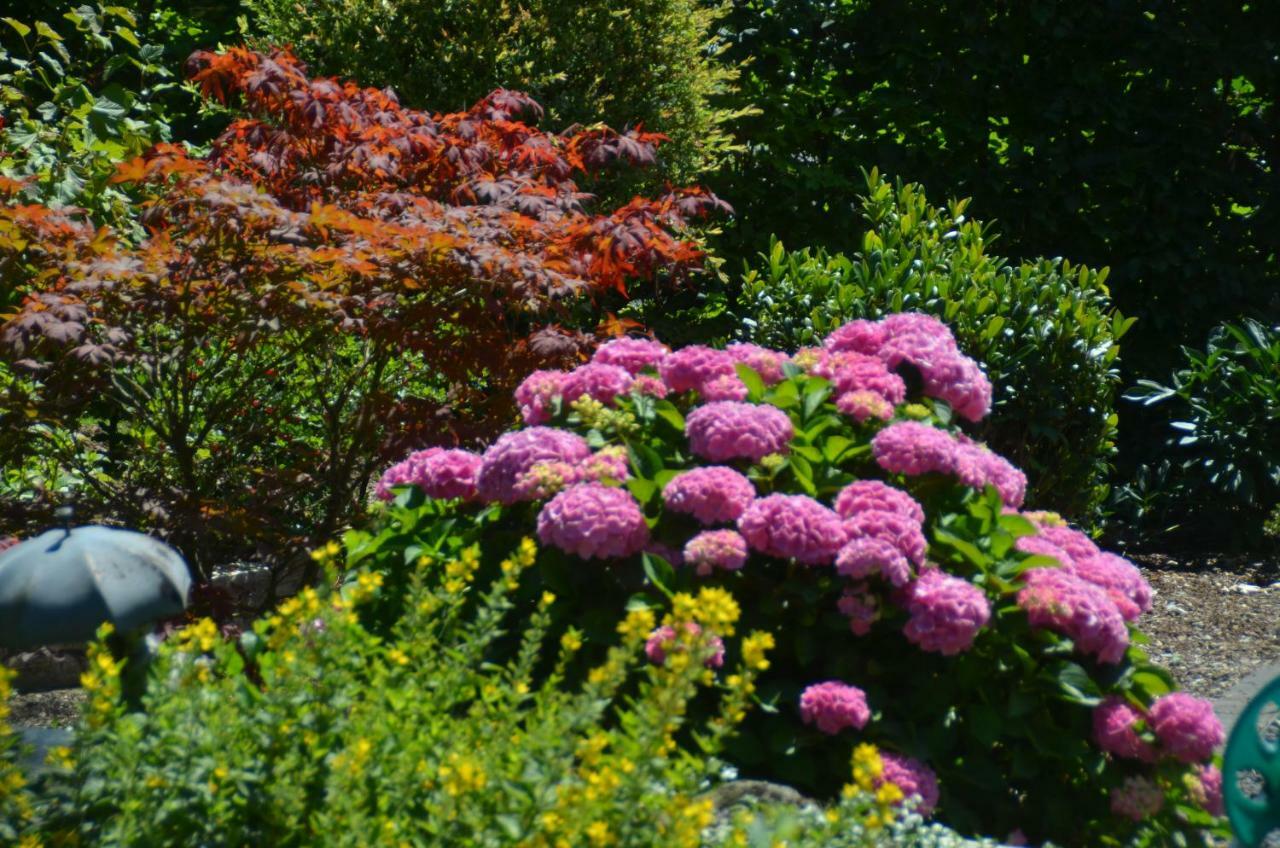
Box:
0;521;191;650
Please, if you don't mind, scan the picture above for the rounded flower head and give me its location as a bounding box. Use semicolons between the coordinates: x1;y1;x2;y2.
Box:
699;374;749;402
838;585;881;635
579;445;631;484
686;401;794;463
1110;776;1164;821
630;374;669;398
877;753;940;816
872;422;958;477
1017;568;1129;664
645;622;725;668
824;319;888;355
662;466;756;525
1068;552;1153;622
1034;523;1101;564
902;570;990;655
1186;764;1224;816
375;448;438;501
1148;693;1224;763
375;448;482;502
835;537;912;587
477;427;592;504
682;530;749;576
953;441;1027;508
515;369;568;425
835;480;925;523
591;337;669;374
1015;534;1074;566
799;681;870;735
843;509;927;565
815;351;907;405
512;460;580;501
836;390;894;422
738;494;846;565
536;483;649;560
1092;696;1157;762
659;345;736;393
726;342;790;385
560;363;634;407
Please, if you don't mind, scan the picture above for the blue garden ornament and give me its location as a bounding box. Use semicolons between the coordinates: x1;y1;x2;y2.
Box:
1224;674;1280;847
0;517;190;650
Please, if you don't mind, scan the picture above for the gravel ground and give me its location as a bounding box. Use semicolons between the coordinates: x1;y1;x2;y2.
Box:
1132;552;1280;699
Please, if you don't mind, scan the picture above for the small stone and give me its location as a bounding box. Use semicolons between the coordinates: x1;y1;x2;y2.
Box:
1224;583;1264;595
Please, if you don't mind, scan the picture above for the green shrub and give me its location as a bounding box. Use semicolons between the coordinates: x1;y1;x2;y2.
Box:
1126;318;1280;549
245;0;745;195
729;171;1130;520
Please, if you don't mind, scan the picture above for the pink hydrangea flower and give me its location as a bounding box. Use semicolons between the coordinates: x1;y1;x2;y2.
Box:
662;466;757;525
685;401;794;463
838;584;880;635
872;422;958;477
512;460;580;501
631;375;668;398
1069;553;1153;622
514;369;568;425
836;390;894;422
659;345;736;393
953;440;1027;508
824;319;888;355
799;681;871;735
375;448;482;501
878;753;940;815
1188;764;1224;816
559;363;634;407
1034;523;1101;563
591;337;670;374
835;537;913;587
536;483;649;560
1017;568;1129;664
815;351;907;405
738;494;847;565
700;374;750;402
726;342;790;384
843;510;927;565
645;622;725;668
1015;534;1074;566
682;530;749;576
1092;696;1157;762
834;480;925;523
477;427;592;504
579;446;631;484
1148;693;1224;763
1110;776;1164;821
902;570;990;655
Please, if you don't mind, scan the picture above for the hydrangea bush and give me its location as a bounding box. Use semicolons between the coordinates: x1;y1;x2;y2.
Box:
370;312;1227;846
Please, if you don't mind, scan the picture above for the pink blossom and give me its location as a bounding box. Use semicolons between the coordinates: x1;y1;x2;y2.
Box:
799;681;871;734
738;494;847;565
375;448;482;502
834;480;925;523
1110;776;1164;821
878;753;940;815
579;446;631;484
843;509;927;565
536;483;649;560
824;319;887;355
1188;764;1224;816
814;350;907;405
645;622;725;667
902;570;990;655
699;374;749;402
477;427;592;504
659;345;736;393
835;537;912;587
512;460;580;501
726;342;790;384
682;530;749;576
1015;534;1074;566
663;466;757;525
838;585;880;635
685;401;794;463
1034;523;1101;563
591;337;669;374
1092;696;1157;762
1069;553;1153;622
836;390;894;422
560;363;634;407
514;370;567;425
872;422;958;477
954;439;1027;508
1148;693;1224;763
1017;568;1129;664
630;375;668;398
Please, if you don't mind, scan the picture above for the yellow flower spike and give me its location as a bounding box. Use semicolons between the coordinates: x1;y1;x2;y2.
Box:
518;537;537;566
540;591;556;608
560;630;582;653
742;631;775;671
326;540;341;556
616;607;656;640
387;648;410;667
875;782;904;806
585;821;612;847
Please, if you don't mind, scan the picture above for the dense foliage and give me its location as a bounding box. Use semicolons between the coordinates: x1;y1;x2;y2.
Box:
362;313;1224;846
246;0;745;196
718;0;1279;373
1125;319;1280;549
0;48;726;578
721;172;1127;520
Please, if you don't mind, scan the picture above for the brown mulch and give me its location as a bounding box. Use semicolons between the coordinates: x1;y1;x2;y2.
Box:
8;688;86;728
1131;552;1280;699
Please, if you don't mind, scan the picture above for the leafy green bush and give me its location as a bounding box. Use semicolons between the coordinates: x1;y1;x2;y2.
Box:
245;0;745;194
1126;318;1280;549
728;171;1130;520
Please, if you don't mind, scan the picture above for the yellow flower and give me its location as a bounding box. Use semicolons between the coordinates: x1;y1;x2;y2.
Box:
875;782;904;806
387;648;410;667
539;811;563;831
540;591;557;608
560;630;583;653
585;821;613;847
517;537;538;567
616;607;656;641
741;631;775;671
693;587;740;635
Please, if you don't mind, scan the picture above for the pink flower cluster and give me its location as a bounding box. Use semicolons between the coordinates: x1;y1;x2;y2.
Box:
511;446;631;500
836;390;894;422
559;363;634;407
1017;568;1129;664
902;570;990;655
663;466;756;524
838;584;880;635
872;422;1026;508
1092;697;1157;762
1188;764;1224;816
1148;693;1224;763
514;370;568;425
535;483;649;560
685;401;794;463
645;622;725;668
799;681;871;734
682;530;749;575
834;480;925;523
659;345;737;394
826;313;992;422
738;494;847;565
1110;776;1164;821
835;488;927;587
878;752;940;815
591;337;670;374
727;342;790;384
476;427;592;504
374;448;483;502
1017;520;1153;623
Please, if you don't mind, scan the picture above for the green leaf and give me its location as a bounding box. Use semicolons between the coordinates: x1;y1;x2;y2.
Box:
626;442;664;478
652;400;685;433
35;20;63;41
2;17;31;37
821;435;853;462
641;552;675;598
626;477;657;504
734;363;766;401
